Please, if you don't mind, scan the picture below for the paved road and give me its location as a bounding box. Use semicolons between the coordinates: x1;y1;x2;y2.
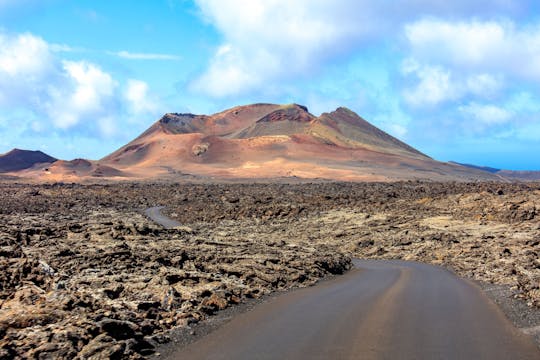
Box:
145;209;539;359
170;260;540;360
144;206;182;229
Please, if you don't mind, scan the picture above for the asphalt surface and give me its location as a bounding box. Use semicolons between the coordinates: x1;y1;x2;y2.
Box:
144;206;182;229
169;260;540;360
145;208;539;359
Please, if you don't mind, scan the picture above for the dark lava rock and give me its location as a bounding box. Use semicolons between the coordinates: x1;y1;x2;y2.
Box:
98;319;138;340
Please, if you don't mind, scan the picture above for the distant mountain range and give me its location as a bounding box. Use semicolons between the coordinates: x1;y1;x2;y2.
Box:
450;162;540;181
0;104;535;182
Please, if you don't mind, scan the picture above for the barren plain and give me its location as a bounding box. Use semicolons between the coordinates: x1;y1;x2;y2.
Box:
1;181;539;359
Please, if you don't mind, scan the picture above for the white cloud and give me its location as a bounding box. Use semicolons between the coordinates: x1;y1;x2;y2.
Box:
30;121;43;132
192;0;372;97
405;19;540;80
46;61;116;129
191;0;526;97
65;61;115;109
400;16;540;131
49;43;79;53
0;32;58;112
406;20;507;67
191;44;275;97
459;103;512;125
0;31;161;138
0;32;53;78
124;79;159;115
466;73;503;97
402;62;455;107
114;50;181;60
401;60;504;107
506;92;540;113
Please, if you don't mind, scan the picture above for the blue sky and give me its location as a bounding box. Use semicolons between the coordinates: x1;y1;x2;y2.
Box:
1;0;540;169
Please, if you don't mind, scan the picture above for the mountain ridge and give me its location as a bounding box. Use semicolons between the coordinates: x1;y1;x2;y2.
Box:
95;103;496;182
0;104;509;182
451;161;540;181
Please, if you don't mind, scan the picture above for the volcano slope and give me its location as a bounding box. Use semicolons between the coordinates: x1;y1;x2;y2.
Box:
0;149;56;173
97;103;497;182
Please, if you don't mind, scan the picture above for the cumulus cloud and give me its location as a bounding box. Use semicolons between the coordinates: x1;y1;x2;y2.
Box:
0;32;53;78
191;0;373;97
459;103;512;125
401;59;505;107
191;0;526;97
401;62;455;107
406;20;507;66
0;33;118;135
45;61;117;129
97;116;117;137
466;74;504;97
0;32;59;113
124;79;159;115
400;15;540;148
405;19;540;81
0;31;161;138
399;19;540;141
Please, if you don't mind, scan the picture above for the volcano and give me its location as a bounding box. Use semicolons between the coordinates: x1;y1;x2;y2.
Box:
96;103;497;182
4;104;502;182
0;149;56;172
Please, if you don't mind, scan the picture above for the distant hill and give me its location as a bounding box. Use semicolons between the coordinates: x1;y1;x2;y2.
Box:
0;149;56;172
451;161;540;181
496;170;540;181
449;162;500;174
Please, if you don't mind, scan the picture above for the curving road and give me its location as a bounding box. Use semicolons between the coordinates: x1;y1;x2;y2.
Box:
170;260;539;360
144;206;182;229
146;209;540;359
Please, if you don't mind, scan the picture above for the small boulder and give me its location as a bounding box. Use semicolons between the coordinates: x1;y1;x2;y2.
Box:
98;319;138;340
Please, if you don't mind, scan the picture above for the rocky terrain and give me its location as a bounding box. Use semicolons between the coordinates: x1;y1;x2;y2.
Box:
161;181;539;307
0;181;539;358
0;183;351;359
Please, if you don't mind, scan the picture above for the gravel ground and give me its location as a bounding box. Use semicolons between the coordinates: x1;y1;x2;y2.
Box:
479;282;540;346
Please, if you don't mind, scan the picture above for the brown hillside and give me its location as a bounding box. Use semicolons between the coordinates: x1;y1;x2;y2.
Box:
97;103;498;182
8;104;503;182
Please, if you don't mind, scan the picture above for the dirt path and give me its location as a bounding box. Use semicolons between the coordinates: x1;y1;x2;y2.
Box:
144;206;182;229
166;260;539;360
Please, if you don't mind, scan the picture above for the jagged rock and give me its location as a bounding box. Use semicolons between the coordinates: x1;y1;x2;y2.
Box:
98;319;138;340
201;293;229;312
0;181;539;359
79;334;125;359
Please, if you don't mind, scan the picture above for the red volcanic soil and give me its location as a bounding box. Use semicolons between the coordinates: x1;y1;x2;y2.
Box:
257;105;313;123
13;158;127;182
12;103;502;182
